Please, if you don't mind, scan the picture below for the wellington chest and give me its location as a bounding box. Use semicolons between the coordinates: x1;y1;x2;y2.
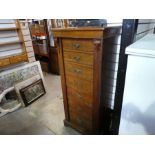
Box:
52;27;120;134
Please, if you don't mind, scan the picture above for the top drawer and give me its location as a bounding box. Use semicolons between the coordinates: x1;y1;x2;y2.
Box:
62;39;94;52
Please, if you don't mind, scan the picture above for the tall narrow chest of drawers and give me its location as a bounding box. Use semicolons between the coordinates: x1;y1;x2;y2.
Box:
52;27;120;134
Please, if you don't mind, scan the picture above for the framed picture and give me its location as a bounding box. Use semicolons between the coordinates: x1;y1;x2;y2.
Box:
20;79;46;106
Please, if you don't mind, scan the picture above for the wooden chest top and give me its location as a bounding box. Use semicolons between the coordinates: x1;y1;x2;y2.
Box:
52;27;120;39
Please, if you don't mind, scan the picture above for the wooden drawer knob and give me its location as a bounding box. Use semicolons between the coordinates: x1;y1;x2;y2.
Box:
72;43;80;49
77;118;83;125
76;93;83;100
73;68;82;74
73;56;81;61
77;107;82;112
86;102;92;108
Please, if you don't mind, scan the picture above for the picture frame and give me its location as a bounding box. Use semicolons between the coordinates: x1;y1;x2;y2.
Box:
20;79;46;106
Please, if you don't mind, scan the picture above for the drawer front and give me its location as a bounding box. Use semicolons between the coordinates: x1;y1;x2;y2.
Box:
67;87;92;108
66;75;93;94
0;58;10;67
62;39;94;52
68;97;92;120
10;53;28;63
64;62;93;81
70;111;92;132
64;51;93;67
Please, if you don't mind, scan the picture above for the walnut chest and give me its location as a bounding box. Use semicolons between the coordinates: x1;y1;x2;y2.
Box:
52;27;120;134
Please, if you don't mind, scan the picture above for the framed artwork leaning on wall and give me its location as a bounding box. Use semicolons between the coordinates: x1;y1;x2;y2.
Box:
20;79;46;106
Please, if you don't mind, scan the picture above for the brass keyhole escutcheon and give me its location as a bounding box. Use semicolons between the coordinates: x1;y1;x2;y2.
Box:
76;93;83;100
72;43;80;49
74;69;82;74
73;56;81;61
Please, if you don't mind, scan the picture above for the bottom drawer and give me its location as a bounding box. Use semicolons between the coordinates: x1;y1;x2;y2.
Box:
0;58;10;67
68;99;92;121
70;111;92;132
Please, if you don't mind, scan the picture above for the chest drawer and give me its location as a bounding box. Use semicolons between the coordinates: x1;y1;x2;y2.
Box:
64;62;93;81
66;75;93;94
64;51;93;67
0;58;10;67
10;53;28;64
62;39;94;52
70;111;92;132
68;97;92;120
67;87;92;108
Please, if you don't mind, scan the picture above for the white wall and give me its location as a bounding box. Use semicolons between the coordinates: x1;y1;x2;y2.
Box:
135;19;155;41
19;20;36;62
0;19;35;63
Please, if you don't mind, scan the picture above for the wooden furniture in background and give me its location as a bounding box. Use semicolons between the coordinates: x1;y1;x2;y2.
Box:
49;46;60;74
0;19;28;68
51;19;69;28
50;19;66;74
52;27;120;134
29;19;51;72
